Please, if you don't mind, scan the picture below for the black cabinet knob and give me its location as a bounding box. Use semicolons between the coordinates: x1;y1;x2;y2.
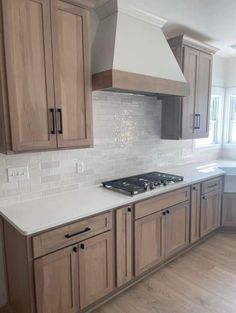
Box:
192;187;196;190
202;196;206;200
162;212;166;216
80;243;85;250
166;210;170;214
73;246;77;253
127;207;132;212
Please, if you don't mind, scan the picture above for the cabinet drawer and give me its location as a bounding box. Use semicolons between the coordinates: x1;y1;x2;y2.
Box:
201;177;223;194
33;212;112;258
135;187;190;219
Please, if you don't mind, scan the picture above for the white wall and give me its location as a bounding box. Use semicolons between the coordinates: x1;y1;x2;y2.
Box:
225;57;236;88
212;55;225;88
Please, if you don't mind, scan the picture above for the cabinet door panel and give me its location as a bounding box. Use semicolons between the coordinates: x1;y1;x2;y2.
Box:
34;245;79;313
116;206;133;287
190;184;201;243
51;0;93;148
195;52;212;138
79;232;114;309
222;193;236;227
2;0;56;151
182;47;199;139
201;190;221;236
135;212;165;276
165;202;190;258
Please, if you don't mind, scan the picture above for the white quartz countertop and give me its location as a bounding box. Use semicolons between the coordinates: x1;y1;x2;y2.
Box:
0;160;235;236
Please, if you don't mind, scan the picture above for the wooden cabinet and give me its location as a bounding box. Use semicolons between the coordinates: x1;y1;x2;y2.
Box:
190;184;201;244
200;190;221;237
135;211;165;276
222;193;236;227
79;231;114;309
116;206;133;287
0;0;92;153
34;245;79;313
165;202;190;258
161;35;217;140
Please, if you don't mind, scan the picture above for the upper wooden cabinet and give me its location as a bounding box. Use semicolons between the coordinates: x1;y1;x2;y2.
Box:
161;35;217;140
0;0;93;153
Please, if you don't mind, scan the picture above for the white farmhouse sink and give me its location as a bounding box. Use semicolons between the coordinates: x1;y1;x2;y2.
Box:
220;167;236;192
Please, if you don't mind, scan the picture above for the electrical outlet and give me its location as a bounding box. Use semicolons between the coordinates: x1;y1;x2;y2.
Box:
7;166;29;182
76;162;85;174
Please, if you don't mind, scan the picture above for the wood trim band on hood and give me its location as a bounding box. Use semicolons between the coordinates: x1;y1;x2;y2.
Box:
92;70;190;97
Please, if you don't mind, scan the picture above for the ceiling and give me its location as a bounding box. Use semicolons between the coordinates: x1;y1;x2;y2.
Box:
93;0;236;58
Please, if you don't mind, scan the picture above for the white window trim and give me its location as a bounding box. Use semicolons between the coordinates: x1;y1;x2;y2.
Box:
223;87;236;145
195;86;224;149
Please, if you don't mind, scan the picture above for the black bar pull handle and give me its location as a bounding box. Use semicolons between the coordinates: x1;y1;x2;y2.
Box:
194;114;201;130
57;108;63;134
49;109;56;134
65;227;91;239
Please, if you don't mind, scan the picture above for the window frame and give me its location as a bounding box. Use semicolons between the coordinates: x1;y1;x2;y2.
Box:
224;87;236;145
195;86;224;149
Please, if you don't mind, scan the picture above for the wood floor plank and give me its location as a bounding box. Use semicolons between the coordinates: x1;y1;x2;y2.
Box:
95;234;236;313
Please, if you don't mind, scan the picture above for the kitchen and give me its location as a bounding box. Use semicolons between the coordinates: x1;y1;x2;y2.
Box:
0;0;236;312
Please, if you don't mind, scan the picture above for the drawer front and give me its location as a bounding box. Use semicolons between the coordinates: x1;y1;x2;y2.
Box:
201;177;223;194
33;212;112;258
135;187;190;219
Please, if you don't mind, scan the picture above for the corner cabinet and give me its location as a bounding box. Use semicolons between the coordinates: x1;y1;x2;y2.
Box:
161;35;217;140
0;0;93;154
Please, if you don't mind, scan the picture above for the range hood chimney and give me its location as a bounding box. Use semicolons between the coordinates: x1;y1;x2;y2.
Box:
92;0;190;97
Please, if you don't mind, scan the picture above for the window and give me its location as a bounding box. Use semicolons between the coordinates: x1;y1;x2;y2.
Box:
195;92;223;148
228;95;236;143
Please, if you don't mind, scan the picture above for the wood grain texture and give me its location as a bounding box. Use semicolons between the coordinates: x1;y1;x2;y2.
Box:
34;245;79;313
3;221;35;313
165;202;190;258
190;184;201;244
135;211;165;276
135;187;190;219
201;190;222;237
92;69;190;97
79;231;114;309
222;193;236;227
2;0;57;151
95;233;236;313
201;177;223;195
116;206;133;287
33;212;112;258
195;52;212;138
51;0;93;148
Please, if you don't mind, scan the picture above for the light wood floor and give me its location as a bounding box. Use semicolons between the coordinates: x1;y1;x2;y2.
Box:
95;233;236;313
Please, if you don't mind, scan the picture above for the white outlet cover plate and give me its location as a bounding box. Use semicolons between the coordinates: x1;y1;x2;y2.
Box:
7;167;29;182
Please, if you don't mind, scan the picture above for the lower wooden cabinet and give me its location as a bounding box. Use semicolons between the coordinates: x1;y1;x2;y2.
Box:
34;245;79;313
165;202;190;258
222;193;236;227
201;190;221;237
190;184;201;243
135;211;165;275
79;231;114;309
116;206;133;287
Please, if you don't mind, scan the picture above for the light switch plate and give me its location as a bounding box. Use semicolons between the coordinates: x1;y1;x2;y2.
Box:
76;162;85;174
7;166;29;182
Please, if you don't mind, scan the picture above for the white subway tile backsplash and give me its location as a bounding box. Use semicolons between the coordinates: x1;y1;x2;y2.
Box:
0;91;221;206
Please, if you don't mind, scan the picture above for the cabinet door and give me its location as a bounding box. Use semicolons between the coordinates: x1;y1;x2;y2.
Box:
165;202;190;258
79;232;114;309
116;206;133;287
135;212;165;276
2;0;56;151
190;184;201;243
201;190;221;236
34;245;79;313
222;193;236;227
182;47;199;139
51;0;93;148
195;52;212;138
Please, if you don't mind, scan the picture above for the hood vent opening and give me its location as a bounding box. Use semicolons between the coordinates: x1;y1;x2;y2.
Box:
92;0;190;97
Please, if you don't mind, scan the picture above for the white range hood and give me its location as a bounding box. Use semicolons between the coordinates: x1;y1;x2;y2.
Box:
92;0;189;97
